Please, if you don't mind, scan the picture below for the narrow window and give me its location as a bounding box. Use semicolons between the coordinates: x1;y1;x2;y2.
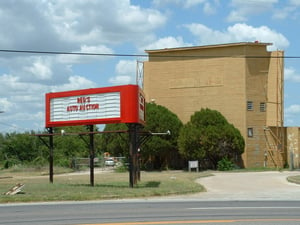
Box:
247;101;253;111
260;102;266;112
248;128;253;137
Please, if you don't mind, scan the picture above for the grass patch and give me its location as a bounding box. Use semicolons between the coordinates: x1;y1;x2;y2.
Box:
0;169;210;203
0;165;73;176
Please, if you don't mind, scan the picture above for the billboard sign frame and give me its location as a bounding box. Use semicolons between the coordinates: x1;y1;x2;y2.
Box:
45;84;145;127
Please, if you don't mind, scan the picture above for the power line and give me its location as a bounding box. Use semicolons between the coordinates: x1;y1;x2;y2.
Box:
0;49;146;57
0;49;300;58
0;122;21;130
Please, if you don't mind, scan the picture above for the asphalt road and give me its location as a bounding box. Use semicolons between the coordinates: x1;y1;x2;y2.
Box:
1;171;300;225
1;200;300;225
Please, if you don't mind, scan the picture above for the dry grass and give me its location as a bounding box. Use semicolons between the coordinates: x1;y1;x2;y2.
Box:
0;167;211;203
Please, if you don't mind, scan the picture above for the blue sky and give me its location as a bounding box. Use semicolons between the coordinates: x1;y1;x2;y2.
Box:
0;0;299;133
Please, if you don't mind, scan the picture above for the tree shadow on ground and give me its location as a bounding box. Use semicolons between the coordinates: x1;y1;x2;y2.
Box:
68;181;161;188
141;181;160;188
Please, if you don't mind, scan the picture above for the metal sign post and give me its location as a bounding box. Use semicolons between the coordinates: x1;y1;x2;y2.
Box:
48;127;54;183
128;123;139;188
89;125;95;186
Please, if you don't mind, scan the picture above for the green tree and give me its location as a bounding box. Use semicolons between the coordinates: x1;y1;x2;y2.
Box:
0;126;104;168
142;103;183;169
99;123;129;158
53;126;101;167
0;131;47;167
178;108;245;169
99;103;183;170
0;133;5;164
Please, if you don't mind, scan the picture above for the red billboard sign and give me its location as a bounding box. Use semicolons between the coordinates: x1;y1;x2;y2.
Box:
45;85;145;127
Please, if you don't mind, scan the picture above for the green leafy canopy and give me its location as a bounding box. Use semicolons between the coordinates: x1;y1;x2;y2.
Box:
178;108;245;169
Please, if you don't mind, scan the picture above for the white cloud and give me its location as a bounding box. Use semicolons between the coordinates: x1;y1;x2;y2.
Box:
0;74;21;94
109;60;136;85
0;98;14;112
272;9;288;19
50;75;96;92
117;6;166;32
228;0;300;21
185;23;289;50
153;0;185;7
290;0;300;6
24;58;52;80
0;70;96;132
109;76;132;85
285;103;300;126
57;45;114;64
184;0;206;8
0;1;167;54
0;111;45;132
45;0;166;46
115;60;136;76
152;0;219;14
286;104;300;114
227;0;278;22
153;0;205;8
285;67;300;82
0;71;95;111
143;36;190;51
0;56;71;86
0;73;46;123
273;0;300;19
203;2;217;15
0;74;45;99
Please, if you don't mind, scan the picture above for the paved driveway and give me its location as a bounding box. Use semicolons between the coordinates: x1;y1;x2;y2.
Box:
166;171;300;201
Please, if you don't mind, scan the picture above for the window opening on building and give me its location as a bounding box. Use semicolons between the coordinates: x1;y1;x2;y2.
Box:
260;102;266;112
248;128;253;137
247;101;253;111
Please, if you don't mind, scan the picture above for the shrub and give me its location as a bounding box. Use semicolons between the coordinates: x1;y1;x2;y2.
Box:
114;159;129;173
3;158;20;169
217;158;235;171
178;108;245;169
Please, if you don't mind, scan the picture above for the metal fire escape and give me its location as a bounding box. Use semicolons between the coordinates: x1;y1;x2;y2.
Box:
264;51;285;168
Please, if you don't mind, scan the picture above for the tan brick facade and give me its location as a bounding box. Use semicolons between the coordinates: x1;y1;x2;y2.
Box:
287;127;300;169
143;42;286;168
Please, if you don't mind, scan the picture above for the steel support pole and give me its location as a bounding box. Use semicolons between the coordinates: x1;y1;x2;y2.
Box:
128;123;139;188
89;125;95;186
137;149;141;181
48;127;54;183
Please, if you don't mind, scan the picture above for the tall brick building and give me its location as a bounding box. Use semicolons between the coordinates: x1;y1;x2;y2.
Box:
143;42;291;168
